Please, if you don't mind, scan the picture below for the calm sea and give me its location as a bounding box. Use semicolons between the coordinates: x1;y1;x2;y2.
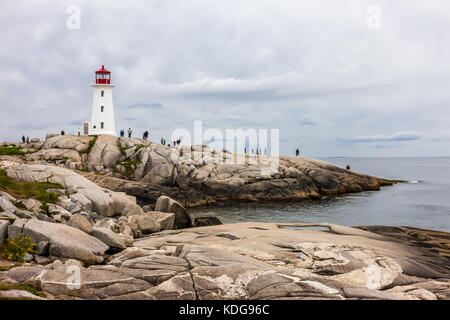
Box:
190;157;450;232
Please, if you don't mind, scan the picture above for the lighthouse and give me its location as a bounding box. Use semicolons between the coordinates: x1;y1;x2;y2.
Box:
84;65;116;136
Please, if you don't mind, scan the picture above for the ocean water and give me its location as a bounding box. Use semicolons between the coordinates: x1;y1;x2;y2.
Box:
190;157;450;232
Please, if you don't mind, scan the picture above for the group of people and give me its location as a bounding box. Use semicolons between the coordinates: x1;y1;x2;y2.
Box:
244;147;267;155
119;128;133;138
160;138;181;146
21;135;30;143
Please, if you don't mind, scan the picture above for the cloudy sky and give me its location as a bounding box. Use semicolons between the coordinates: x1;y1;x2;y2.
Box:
1;0;450;157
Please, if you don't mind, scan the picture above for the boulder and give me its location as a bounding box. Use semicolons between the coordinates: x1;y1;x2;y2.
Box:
192;216;223;227
128;215;161;234
0;191;16;202
110;191;146;217
91;227;126;250
45;133;58;140
148;211;175;230
94;218;116;231
119;224;134;237
36;241;50;256
8;219;109;265
118;233;134;247
87;135;122;168
26;148;81;163
0;220;10;242
0;289;45;300
68;214;93;234
48;204;72;220
42;135;92;153
64;258;84;269
77;188;115;217
14;209;36;219
0;211;18;222
0;161;145;218
23;252;34;262
16;199;42;212
69;192;92;211
154;195;192;229
30;138;40;143
0;195;17;212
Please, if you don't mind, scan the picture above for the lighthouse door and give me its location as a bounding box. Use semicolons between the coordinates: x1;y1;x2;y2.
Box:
83;122;89;135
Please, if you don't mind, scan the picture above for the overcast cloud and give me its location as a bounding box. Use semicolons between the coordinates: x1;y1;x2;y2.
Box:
1;0;450;156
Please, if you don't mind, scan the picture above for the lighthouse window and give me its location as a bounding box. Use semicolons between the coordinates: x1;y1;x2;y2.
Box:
101;122;104;129
101;106;104;112
101;91;104;97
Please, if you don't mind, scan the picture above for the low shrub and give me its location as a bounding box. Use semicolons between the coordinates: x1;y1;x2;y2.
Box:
1;233;36;263
0;145;25;156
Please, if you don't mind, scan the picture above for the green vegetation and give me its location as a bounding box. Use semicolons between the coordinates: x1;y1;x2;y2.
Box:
1;233;36;263
0;282;43;297
39;204;49;213
0;169;62;206
115;160;141;178
0;145;25;156
12;201;26;210
81;135;98;154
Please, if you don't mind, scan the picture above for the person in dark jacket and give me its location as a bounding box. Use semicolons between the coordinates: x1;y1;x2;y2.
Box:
143;131;149;140
22;135;25;143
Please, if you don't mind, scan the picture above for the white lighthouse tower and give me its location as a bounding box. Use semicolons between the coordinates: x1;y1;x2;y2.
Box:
85;65;116;136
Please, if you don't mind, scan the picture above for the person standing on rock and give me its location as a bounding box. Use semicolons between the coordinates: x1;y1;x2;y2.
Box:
127;128;132;138
296;148;300;156
21;135;25;143
77;128;81;136
143;131;149;140
26;136;30;143
61;130;65;136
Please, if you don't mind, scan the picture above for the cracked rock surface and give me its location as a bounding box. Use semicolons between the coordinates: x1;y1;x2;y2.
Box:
2;222;448;300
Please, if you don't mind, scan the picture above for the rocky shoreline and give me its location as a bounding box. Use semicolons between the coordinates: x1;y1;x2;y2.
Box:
2;134;394;208
1;135;448;300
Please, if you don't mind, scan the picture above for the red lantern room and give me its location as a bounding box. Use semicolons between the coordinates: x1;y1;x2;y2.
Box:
95;65;111;84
